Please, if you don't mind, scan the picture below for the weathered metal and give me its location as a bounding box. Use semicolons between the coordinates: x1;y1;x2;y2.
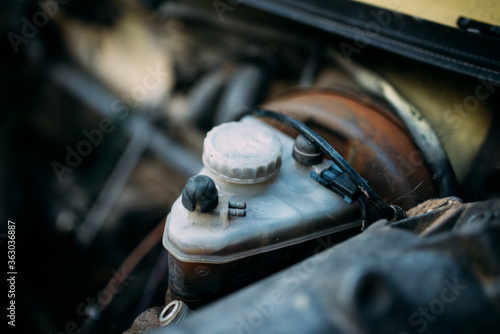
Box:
124;307;163;334
154;197;500;334
263;88;438;210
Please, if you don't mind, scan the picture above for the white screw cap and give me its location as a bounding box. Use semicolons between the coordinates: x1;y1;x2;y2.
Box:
202;121;282;184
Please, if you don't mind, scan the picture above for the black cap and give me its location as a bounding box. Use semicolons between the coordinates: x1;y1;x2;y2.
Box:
292;134;323;165
181;175;219;213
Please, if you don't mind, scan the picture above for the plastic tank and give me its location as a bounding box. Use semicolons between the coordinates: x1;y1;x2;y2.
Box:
163;116;360;304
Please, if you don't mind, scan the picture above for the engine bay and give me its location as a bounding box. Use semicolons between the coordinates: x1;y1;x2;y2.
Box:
1;0;500;333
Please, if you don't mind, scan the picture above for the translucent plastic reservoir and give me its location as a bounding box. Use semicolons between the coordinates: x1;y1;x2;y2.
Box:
163;116;360;264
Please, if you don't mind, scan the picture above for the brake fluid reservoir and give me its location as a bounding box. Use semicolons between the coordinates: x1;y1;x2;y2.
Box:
163;116;360;304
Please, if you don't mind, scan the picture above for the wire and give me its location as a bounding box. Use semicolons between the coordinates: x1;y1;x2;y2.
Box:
246;107;405;224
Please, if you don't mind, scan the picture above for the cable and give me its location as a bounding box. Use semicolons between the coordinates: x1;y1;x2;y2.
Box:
246;107;406;225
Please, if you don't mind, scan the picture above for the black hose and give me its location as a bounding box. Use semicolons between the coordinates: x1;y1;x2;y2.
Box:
246;107;405;225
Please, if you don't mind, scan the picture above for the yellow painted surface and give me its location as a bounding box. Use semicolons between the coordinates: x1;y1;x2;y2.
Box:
353;0;500;27
377;65;493;182
57;13;174;106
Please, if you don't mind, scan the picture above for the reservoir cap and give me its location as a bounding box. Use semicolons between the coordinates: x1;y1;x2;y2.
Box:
202;121;282;184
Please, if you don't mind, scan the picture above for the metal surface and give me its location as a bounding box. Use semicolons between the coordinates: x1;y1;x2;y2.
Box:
154;197;500;334
49;63;203;177
331;52;459;197
9;1;497;333
49;63;203;246
299;45;322;87
240;0;500;82
354;0;500;27
186;68;230;131
463;112;500;201
263;88;438;210
133;249;170;320
124;307;163;334
214;64;269;125
159;300;192;327
76;116;151;246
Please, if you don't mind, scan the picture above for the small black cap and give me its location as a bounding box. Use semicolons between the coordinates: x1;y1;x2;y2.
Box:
292;134;323;165
181;175;219;213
